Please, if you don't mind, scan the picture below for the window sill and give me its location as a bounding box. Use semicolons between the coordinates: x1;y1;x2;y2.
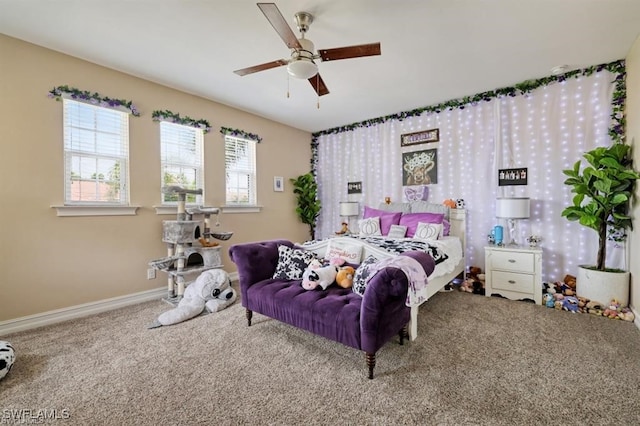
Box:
154;205;178;215
154;205;224;215
221;205;263;213
52;205;140;217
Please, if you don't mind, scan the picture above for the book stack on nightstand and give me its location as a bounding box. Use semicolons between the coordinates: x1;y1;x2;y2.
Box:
484;245;542;304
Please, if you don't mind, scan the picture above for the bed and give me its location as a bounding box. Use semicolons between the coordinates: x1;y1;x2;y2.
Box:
302;203;466;340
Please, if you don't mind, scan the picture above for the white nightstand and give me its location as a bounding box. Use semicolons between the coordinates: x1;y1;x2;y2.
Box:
484;245;543;304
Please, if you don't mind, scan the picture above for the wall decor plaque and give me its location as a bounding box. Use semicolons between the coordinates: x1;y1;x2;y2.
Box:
400;128;439;147
498;168;528;186
347;181;362;194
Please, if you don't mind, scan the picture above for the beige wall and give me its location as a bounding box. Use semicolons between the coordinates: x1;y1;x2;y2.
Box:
627;34;640;314
0;35;311;321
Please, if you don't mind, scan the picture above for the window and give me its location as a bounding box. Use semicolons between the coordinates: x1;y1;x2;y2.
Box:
160;121;204;205
64;99;129;204
225;135;257;205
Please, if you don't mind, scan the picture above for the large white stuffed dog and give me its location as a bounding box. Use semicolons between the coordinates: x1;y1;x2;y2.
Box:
149;269;236;328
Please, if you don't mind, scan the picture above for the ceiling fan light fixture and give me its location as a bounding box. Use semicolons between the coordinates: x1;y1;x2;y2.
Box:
287;59;318;79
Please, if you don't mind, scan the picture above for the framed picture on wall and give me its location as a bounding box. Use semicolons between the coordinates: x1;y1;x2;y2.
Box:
273;176;284;192
498;168;528;186
402;149;438;185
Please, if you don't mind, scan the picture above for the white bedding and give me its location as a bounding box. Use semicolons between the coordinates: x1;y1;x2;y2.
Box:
301;235;462;279
422;236;463;279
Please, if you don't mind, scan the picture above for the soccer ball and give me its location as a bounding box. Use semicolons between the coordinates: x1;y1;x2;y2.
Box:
0;340;15;380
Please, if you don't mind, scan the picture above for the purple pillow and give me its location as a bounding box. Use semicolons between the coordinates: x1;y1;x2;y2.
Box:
399;212;445;238
442;219;451;236
363;206;401;236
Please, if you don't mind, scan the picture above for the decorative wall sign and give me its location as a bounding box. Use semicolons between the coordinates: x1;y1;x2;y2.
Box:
400;128;439;147
347;181;362;194
498;168;528;186
402;149;438;185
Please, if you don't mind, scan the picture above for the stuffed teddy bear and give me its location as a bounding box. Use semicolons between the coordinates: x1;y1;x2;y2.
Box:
335;266;355;288
149;269;236;328
302;264;338;290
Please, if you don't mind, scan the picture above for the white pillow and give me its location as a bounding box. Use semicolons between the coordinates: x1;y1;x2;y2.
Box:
414;222;442;240
358;217;382;237
387;224;407;239
325;238;364;264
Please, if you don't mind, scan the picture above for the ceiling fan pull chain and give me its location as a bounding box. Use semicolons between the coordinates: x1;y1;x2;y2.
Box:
316;75;320;109
287;73;290;98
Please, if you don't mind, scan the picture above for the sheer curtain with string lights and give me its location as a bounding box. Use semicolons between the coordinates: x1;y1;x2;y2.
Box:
314;70;615;281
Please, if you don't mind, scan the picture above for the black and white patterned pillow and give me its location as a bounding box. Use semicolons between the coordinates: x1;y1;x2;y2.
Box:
272;245;318;280
352;255;379;296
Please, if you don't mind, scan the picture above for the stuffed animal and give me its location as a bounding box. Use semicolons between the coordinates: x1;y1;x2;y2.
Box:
443;199;456;208
149;269;236;328
561;296;579;313
603;299;622;319
335;266;355;288
335;222;349;235
302;264;338;290
563;274;576;289
543;293;555;308
0;341;15;380
468;266;482;278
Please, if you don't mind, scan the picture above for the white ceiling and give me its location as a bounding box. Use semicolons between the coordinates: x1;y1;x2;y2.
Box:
1;0;640;133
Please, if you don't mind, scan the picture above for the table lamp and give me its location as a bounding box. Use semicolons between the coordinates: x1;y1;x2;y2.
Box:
496;197;530;246
339;201;359;235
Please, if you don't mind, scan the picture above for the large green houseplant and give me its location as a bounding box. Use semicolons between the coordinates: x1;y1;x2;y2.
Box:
561;143;639;271
561;143;639;306
290;173;321;240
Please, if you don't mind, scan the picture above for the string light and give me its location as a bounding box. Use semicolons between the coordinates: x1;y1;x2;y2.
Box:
315;71;617;280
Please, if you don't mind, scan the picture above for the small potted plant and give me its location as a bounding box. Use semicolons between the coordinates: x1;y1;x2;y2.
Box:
561;143;640;306
290;173;321;240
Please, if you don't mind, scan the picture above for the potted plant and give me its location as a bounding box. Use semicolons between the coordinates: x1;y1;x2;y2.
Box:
561;143;640;306
290;173;321;240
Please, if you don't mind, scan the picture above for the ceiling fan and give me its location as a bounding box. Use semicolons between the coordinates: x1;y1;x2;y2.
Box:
233;2;381;96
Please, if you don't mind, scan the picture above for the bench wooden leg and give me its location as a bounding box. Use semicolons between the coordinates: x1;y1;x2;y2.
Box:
366;352;376;379
246;309;253;326
398;325;409;346
399;325;409;345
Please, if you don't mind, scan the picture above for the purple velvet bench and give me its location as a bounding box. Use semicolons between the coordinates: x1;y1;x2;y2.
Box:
229;239;435;379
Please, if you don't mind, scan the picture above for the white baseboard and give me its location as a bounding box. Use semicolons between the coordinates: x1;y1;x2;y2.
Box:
632;305;640;331
0;272;239;337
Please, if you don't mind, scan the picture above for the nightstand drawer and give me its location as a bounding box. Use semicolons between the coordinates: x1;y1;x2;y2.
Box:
489;251;534;273
492;271;534;294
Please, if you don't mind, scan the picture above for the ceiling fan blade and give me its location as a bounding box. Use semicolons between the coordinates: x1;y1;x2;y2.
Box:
318;43;381;62
257;3;303;50
308;74;329;96
234;59;288;76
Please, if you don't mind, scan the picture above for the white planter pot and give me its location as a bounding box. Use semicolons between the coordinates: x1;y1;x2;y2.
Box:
576;265;630;307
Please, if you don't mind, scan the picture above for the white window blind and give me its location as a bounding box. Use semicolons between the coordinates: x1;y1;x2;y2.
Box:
160;121;204;204
63;99;129;204
225;135;256;205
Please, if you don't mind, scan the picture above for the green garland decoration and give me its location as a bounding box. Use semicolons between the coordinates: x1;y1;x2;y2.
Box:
310;59;626;173
48;85;140;116
220;126;262;143
152;110;211;133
